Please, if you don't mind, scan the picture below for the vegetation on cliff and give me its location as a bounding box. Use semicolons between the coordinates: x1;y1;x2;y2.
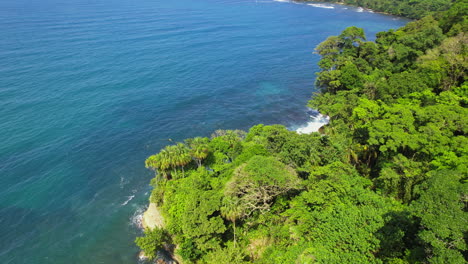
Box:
136;1;467;263
301;0;457;19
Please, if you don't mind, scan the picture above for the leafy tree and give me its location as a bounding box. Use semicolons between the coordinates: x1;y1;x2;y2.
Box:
163;171;226;259
178;238;203;261
285;162;397;263
418;32;468;91
225;156;301;216
410;171;467;263
135;227;171;260
210;130;245;161
202;245;248;264
338;61;363;90
186;137;210;168
340;26;366;46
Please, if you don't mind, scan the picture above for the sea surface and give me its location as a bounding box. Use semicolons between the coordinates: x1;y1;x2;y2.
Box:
0;0;408;263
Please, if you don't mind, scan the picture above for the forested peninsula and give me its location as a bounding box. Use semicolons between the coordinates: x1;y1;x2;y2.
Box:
136;1;467;263
300;0;453;19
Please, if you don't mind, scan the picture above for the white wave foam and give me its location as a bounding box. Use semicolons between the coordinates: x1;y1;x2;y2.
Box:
273;0;290;2
354;7;375;13
295;110;329;134
121;195;135;206
131;206;146;229
308;3;335;9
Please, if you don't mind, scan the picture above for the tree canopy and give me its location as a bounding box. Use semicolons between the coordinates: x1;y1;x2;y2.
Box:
303;0;454;19
137;2;467;263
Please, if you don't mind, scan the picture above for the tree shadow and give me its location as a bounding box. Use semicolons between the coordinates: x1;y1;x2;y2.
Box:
375;210;424;262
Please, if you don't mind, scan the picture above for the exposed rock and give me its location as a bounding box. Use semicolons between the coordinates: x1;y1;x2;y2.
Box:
140;203;182;263
138;251;149;262
142;203;165;230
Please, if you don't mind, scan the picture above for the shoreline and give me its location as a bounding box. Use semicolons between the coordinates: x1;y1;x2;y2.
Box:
134;1;415;262
292;0;410;19
141;203;165;230
140;203;182;263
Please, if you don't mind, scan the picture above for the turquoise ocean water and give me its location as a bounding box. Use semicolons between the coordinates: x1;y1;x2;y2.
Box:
0;0;408;263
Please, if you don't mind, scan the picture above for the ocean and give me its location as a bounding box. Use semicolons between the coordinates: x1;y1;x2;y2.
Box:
0;0;408;262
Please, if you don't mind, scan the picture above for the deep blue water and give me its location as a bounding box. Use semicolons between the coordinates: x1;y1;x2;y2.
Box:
0;0;408;263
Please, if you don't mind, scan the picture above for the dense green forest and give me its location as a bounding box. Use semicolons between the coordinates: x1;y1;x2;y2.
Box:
301;0;454;19
136;1;467;263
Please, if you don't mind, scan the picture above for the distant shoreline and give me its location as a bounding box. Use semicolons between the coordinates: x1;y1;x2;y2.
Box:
293;0;410;19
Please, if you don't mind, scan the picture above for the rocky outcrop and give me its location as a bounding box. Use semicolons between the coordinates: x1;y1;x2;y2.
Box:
142;203;165;230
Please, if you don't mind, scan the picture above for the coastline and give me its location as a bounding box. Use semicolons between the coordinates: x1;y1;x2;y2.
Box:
133;0;466;262
293;0;408;19
140;204;183;263
141;203;165;230
133;1;421;263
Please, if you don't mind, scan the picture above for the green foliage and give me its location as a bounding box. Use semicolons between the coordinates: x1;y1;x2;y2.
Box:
418;32;468;91
135;227;171;260
234;141;270;165
139;3;466;263
410;171;467;263
186;137;210;168
163;171;226;252
202;245;248;264
339;61;364;90
178;239;203;261
282;162;401;263
225;156;301;216
145;143;192;180
304;0;452;19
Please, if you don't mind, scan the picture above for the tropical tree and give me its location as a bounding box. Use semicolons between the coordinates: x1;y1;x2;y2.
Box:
186;137;210;167
339;26;367;48
410;171;467;263
146;143;192;179
210;130;245;161
225;156;301;215
173;143;192;177
146;150;171;180
221;196;243;248
135;227;171;260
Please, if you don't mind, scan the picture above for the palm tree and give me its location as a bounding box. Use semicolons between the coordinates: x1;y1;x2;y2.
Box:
160;148;173;178
174;143;192;177
145;149;171;180
145;154;159;175
146;143;195;180
221;197;243;248
186;137;210;168
161;145;177;177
